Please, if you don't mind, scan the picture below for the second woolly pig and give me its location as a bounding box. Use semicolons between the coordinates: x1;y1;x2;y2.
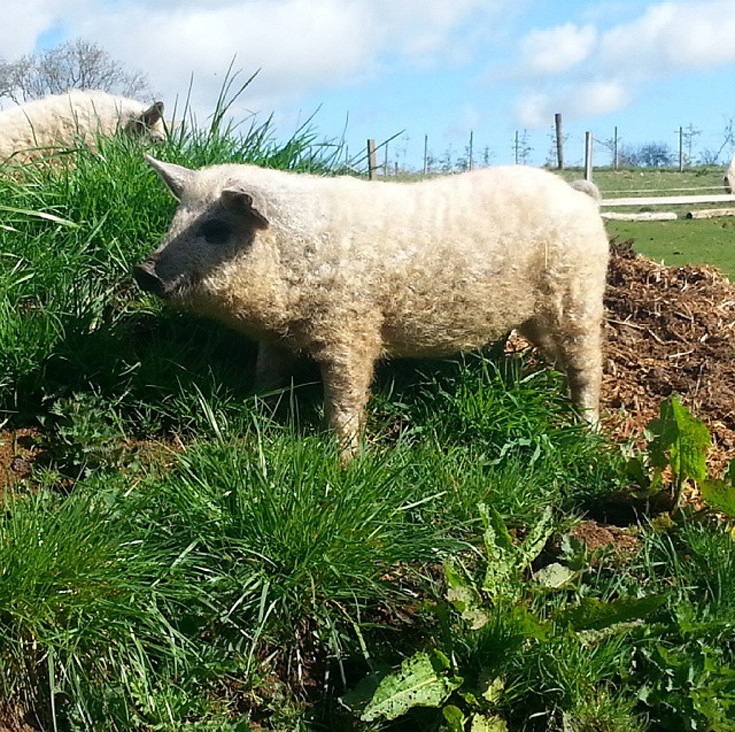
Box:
0;89;164;162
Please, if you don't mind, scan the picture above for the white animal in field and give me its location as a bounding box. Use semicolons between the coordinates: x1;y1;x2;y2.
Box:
724;155;735;193
135;157;609;457
0;89;164;162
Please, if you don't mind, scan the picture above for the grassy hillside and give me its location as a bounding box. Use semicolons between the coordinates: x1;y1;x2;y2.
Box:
1;126;734;731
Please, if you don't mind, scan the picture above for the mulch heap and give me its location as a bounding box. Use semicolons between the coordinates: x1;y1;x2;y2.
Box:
602;239;735;475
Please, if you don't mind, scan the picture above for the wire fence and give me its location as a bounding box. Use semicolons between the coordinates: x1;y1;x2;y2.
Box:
358;116;735;180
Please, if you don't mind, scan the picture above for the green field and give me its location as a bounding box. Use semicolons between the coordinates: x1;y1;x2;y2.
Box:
559;167;735;279
607;217;735;279
1;118;734;732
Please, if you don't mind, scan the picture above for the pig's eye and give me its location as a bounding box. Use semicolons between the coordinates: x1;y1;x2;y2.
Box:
200;219;231;245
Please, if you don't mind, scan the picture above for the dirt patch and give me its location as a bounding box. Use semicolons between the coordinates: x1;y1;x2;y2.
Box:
0;700;37;732
0;428;43;494
569;520;641;558
603;240;735;475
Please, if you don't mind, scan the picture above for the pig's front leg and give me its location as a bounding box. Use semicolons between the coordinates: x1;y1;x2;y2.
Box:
253;342;297;393
319;344;379;459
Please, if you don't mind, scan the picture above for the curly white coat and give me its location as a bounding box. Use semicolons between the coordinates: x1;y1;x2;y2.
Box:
0;90;164;162
137;158;610;456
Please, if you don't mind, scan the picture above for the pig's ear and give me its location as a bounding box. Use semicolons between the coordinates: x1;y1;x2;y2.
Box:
140;101;164;127
221;187;269;229
145;154;193;201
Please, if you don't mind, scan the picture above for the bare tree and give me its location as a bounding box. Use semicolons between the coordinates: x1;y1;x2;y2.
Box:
680;123;701;167
597;128;620;169
0;39;151;104
714;116;735;163
514;129;533;165
619;142;674;168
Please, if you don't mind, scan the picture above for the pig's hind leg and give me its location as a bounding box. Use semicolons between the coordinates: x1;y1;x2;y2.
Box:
518;310;602;426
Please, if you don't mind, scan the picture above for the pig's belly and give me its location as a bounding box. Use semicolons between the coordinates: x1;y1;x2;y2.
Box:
381;300;530;358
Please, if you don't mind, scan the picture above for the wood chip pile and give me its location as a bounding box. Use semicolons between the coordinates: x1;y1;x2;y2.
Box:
602;239;735;474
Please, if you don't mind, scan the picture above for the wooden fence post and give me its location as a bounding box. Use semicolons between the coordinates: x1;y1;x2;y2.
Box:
678;126;684;172
613;126;619;171
367;139;377;180
555;113;564;169
584;132;593;180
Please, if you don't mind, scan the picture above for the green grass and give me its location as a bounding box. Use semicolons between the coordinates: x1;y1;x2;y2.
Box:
605;217;735;279
566;167;726;197
1;94;734;730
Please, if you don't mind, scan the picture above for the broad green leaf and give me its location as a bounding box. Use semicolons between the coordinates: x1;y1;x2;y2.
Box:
443;704;466;732
510;605;550;642
480;502;514;554
481;676;505;705
470;713;509;731
339;665;390;716
646;397;682;470
701;478;735;518
646;395;710;486
432;649;452;671
518;505;555;565
534;562;576;589
361;651;462;722
480;503;517;601
554;594;666;631
459;689;481;708
445;561;489;629
667;397;710;484
625;455;650;487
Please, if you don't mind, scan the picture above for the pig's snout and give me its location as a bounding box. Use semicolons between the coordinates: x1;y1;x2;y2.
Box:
133;261;167;297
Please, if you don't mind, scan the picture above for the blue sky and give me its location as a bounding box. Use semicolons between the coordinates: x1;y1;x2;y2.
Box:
4;0;735;169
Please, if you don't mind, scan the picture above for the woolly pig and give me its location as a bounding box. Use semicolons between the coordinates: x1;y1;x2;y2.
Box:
725;154;735;193
0;89;164;162
135;156;609;456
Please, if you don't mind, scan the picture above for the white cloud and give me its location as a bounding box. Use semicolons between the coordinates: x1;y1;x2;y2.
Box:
0;0;90;58
379;0;507;61
8;0;735;153
598;1;735;77
0;0;512;120
444;102;484;139
519;22;598;75
512;92;551;129
513;79;630;128
80;1;375;104
575;79;630;116
510;0;735;130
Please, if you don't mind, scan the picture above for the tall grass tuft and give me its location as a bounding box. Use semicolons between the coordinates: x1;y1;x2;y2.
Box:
0;65;340;427
0;480;208;729
130;429;462;673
